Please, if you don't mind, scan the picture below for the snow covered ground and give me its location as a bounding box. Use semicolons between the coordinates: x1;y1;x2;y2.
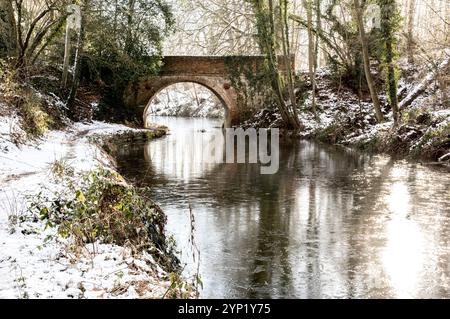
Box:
0;118;172;298
243;67;450;162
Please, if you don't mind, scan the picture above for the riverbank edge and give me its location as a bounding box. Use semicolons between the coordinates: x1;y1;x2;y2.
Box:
303;112;450;165
0;116;190;298
241;92;449;165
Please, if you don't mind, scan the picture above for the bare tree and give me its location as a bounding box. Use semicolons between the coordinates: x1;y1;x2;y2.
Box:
304;0;317;116
12;0;69;68
406;0;416;64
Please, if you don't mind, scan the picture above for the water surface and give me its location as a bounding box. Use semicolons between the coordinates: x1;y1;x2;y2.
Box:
114;116;450;298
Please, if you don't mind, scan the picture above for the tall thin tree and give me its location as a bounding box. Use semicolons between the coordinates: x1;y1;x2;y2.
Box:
378;0;400;124
406;0;416;64
353;0;384;122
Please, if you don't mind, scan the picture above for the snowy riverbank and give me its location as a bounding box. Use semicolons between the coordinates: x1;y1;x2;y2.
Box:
0;118;177;298
242;69;450;163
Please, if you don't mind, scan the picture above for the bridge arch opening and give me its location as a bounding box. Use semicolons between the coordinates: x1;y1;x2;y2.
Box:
143;80;232;128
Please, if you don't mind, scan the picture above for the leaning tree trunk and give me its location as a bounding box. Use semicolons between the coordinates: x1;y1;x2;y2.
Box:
266;0;293;129
354;0;384;123
61;21;72;88
399;55;450;109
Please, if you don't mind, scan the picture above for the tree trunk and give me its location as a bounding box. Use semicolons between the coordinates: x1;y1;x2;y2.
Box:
385;34;399;123
61;22;71;88
406;0;416;64
304;0;317;117
353;0;384;122
314;0;321;69
67;1;89;115
125;0;136;54
0;0;18;57
280;0;301;128
379;0;399;124
267;0;293;128
251;0;300;130
399;55;450;109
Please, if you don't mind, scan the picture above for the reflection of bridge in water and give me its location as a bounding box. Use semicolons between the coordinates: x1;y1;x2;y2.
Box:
143;117;226;182
114;116;450;298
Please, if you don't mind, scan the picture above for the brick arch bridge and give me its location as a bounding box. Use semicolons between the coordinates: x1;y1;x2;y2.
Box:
123;56;294;128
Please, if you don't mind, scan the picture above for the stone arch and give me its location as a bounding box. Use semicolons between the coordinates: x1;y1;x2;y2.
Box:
123;56;296;128
138;76;237;128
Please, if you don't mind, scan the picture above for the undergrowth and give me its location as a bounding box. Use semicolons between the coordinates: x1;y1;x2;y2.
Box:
30;168;180;272
0;59;65;140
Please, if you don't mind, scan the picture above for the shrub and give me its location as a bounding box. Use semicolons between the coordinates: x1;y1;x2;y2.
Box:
19;89;53;137
411;121;450;159
32;169;179;272
1;59;59;138
315;121;346;144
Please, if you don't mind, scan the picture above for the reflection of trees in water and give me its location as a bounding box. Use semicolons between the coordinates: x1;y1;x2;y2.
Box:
113;133;450;298
201;140;366;205
341;158;450;298
114;141;165;187
342;156;395;298
118;137;377;298
195;140;371;297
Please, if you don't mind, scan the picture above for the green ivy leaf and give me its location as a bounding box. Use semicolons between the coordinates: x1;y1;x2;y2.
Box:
40;207;49;220
76;190;86;203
